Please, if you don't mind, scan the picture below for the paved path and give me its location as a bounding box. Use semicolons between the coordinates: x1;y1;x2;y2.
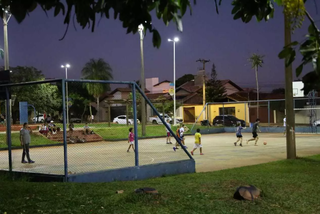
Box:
0;133;319;175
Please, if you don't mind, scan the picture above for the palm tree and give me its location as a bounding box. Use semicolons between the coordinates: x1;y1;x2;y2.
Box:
82;58;113;122
248;54;264;118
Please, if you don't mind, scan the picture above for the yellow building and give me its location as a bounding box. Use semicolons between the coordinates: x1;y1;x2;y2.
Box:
181;103;250;124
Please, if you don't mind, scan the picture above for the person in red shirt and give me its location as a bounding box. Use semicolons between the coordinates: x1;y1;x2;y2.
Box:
127;128;135;152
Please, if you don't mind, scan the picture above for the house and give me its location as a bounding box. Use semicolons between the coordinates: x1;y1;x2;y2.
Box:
176;78;243;105
146;77;172;94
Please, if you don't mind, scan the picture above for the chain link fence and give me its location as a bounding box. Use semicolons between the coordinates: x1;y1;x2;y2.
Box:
0;80;192;177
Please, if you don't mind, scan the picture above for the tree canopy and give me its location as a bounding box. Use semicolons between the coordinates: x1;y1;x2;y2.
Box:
176;74;194;88
0;0;319;92
9;66;61;122
205;63;226;102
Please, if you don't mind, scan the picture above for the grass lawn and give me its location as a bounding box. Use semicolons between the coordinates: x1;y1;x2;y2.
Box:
1;155;320;214
93;124;217;140
0;133;60;149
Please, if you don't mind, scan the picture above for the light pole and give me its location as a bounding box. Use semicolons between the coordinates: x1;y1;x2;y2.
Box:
168;37;179;126
2;7;11;123
138;24;146;136
61;64;70;125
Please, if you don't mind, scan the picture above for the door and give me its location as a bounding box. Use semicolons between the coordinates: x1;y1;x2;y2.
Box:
183;107;195;123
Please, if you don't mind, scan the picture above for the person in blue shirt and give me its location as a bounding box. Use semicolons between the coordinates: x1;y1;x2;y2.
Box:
234;122;246;147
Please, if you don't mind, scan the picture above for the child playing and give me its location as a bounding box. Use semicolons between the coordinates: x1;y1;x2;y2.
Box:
246;118;261;146
165;119;172;144
173;124;187;151
234;122;246;147
191;128;203;155
127;127;135;152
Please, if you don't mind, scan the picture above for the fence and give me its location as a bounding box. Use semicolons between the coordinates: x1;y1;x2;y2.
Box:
0;79;194;182
190;98;320;133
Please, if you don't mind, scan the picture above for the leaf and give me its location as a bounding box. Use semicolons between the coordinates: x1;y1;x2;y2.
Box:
278;47;292;59
54;5;61;17
152;29;161;48
285;50;296;67
296;63;303;77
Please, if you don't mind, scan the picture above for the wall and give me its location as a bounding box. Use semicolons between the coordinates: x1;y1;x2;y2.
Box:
182;103;249;123
68;159;195;183
207;103;249;123
146;78;159;93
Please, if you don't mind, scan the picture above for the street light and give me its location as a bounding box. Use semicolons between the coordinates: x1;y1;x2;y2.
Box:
2;7;12;124
61;64;70;125
138;24;146;136
168;37;179;126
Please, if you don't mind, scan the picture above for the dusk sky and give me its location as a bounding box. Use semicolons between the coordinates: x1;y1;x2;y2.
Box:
0;1;319;92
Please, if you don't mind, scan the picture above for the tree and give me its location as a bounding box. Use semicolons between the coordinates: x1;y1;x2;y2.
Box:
67;82;96;121
248;54;264;118
205;63;226;102
9;66;61;123
82;58;113;122
0;1;318;81
176;74;194;88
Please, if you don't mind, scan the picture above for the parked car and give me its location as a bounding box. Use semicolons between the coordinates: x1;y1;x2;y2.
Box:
113;115;140;125
313;119;320;126
32;114;45;123
149;114;183;124
213;115;245;127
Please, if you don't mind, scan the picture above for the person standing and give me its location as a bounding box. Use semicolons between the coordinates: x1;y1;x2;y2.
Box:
20;123;35;164
165;119;172;144
191;128;204;155
246;119;261;146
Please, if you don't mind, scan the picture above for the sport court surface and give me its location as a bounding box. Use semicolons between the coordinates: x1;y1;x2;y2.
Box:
0;133;319;175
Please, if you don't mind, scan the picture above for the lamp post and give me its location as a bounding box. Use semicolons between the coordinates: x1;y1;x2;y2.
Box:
61;64;70;125
2;7;11;123
168;37;179;126
138;24;146;136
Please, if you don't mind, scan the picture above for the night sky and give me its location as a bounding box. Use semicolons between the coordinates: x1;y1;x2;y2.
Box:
0;1;319;92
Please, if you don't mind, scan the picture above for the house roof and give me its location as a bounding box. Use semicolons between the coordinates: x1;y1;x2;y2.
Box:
176;81;202;93
109;87;150;95
220;79;243;91
153;80;171;87
146;93;172;101
227;91;285;101
177;79;243;94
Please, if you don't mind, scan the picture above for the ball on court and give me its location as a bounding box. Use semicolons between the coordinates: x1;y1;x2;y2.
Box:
263;142;267;145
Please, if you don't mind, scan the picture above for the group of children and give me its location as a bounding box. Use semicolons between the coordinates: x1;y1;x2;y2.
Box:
234;118;261;147
126;118;263;154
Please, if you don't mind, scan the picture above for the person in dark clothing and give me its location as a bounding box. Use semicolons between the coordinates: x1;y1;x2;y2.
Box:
246;119;261;146
20;123;35;164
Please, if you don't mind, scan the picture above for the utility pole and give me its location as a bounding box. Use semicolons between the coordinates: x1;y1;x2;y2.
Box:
284;14;296;159
196;59;210;120
196;59;210;71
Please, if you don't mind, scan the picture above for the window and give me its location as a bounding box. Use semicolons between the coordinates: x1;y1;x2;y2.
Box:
219;107;235;116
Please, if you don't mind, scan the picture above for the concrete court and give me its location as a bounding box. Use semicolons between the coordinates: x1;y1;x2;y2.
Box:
0;133;319;175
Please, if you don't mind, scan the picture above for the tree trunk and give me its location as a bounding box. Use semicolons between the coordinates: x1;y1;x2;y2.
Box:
89;104;92;123
255;67;259;119
81;104;87;122
96;97;100;122
284;13;296;159
126;102;129;126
